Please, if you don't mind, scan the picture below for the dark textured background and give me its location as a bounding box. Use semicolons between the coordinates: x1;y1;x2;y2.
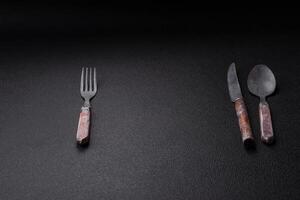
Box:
0;3;299;200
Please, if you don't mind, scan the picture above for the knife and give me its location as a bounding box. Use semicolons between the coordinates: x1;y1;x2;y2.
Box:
227;63;254;147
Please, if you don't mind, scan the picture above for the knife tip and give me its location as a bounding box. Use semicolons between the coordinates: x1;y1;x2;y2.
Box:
228;62;236;74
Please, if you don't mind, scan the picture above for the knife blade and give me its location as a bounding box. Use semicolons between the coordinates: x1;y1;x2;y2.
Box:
227;63;254;147
228;63;243;102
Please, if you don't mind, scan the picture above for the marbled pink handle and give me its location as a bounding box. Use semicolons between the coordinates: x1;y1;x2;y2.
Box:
234;99;254;146
259;102;274;144
76;107;90;145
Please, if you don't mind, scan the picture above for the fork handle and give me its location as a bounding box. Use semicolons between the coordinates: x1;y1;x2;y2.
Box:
259;101;274;144
76;106;90;145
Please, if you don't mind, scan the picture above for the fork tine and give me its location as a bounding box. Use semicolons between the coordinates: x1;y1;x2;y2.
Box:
89;67;92;91
80;67;84;92
93;68;97;91
85;67;88;91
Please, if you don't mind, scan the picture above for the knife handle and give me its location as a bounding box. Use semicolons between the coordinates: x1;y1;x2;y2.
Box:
234;98;254;146
76;106;90;145
259;101;274;144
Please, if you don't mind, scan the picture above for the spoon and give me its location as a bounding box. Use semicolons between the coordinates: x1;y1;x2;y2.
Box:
247;64;276;144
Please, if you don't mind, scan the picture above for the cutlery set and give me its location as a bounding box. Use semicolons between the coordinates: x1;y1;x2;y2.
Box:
227;63;276;148
76;64;277;148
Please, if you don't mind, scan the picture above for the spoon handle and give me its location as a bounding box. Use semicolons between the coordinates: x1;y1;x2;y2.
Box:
234;98;254;146
259;102;274;144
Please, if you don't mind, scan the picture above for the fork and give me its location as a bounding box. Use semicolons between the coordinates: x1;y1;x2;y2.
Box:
76;67;97;145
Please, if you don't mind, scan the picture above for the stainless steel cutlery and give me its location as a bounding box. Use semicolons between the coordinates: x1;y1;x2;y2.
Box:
76;67;97;145
73;64;277;148
227;63;254;147
228;63;277;147
248;65;276;144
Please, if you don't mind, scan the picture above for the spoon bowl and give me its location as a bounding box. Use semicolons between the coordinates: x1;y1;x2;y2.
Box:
247;65;276;100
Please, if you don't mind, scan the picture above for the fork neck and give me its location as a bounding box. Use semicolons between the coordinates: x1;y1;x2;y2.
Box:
83;100;91;108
